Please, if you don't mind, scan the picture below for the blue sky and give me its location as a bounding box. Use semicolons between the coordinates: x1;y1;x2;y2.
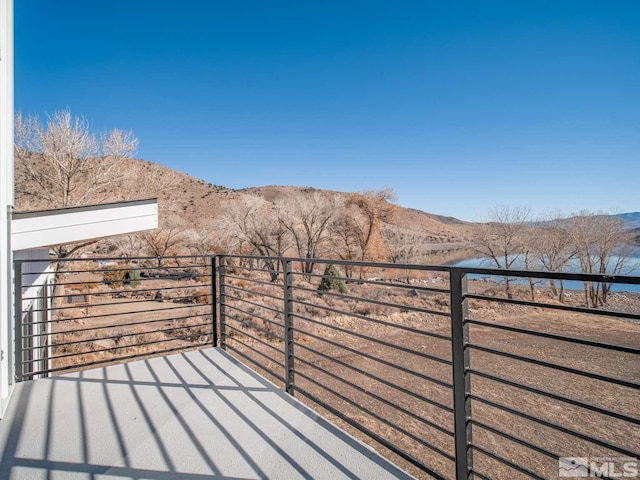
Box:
15;1;639;221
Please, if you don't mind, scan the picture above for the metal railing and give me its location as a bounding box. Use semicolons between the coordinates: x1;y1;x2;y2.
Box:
215;254;640;480
14;255;215;380
14;254;640;480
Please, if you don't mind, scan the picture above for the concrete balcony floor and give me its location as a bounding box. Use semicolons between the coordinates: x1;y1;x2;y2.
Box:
0;348;414;480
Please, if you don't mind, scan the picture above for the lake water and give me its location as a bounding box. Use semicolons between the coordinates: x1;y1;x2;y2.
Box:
447;255;640;294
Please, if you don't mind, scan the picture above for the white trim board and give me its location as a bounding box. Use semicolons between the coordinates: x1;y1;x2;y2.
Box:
11;199;158;251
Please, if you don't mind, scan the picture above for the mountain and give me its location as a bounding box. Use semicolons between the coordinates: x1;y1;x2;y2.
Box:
244;185;474;243
615;212;640;230
14;157;475;261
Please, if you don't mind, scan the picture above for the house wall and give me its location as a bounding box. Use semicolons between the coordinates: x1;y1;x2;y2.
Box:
14;249;53;381
0;0;15;414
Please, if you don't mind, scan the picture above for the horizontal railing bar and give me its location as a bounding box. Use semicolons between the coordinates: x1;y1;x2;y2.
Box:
470;369;639;425
465;293;640;321
19;255;205;265
294;298;452;342
223;327;284;358
221;254;451;273
295;355;454;437
224;274;282;290
21;322;212;353
470;419;604;472
473;472;492;480
47;275;204;290
21;342;211;379
470;394;639;457
455;265;640;284
225;344;285;384
294;368;455;461
24;282;212;302
295;386;449;480
223;309;283;335
223;333;285;369
295;284;451;317
223;295;284;317
468;319;640;354
293;336;453;413
23;254;640;284
224;265;282;276
358;278;450;294
224;271;279;283
29;268;202;282
293;311;452;365
293;315;453;389
472;418;572;461
45;331;209;362
291;270;451;294
469;343;640;389
24;311;210;338
471;444;545;480
224;284;283;302
21;305;211;332
224;303;284;330
22;322;211;352
25;291;212;315
47;266;201;279
224;322;285;349
48;303;206;324
222;254;640;285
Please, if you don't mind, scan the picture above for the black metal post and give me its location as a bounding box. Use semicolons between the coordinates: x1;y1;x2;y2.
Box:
450;268;472;480
210;255;217;347
218;256;226;350
14;260;23;382
283;259;295;395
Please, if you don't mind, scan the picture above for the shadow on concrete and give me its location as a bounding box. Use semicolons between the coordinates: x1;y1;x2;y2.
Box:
0;347;414;479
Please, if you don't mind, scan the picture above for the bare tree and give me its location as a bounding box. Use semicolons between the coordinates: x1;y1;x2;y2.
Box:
529;215;576;302
383;227;425;265
346;189;396;279
141;220;184;266
276;192;341;275
218;196;292;281
111;233;145;257
185;223;218;264
15;109;138;209
329;209;362;279
473;205;531;299
381;225;429;282
566;212;635;307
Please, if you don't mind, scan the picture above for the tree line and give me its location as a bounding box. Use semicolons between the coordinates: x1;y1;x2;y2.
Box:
472;205;637;307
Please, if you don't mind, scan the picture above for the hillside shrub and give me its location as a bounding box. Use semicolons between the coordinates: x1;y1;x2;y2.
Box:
318;264;347;294
192;288;212;304
125;268;141;287
103;267;126;288
104;266;141;288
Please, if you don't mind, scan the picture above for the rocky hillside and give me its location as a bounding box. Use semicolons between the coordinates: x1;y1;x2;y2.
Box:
244;185;475;243
14;156;476;261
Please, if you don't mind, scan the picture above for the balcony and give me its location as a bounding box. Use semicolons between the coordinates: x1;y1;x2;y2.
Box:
4;255;640;479
0;347;411;479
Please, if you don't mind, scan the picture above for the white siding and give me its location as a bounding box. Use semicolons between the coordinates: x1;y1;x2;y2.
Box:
0;0;15;414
